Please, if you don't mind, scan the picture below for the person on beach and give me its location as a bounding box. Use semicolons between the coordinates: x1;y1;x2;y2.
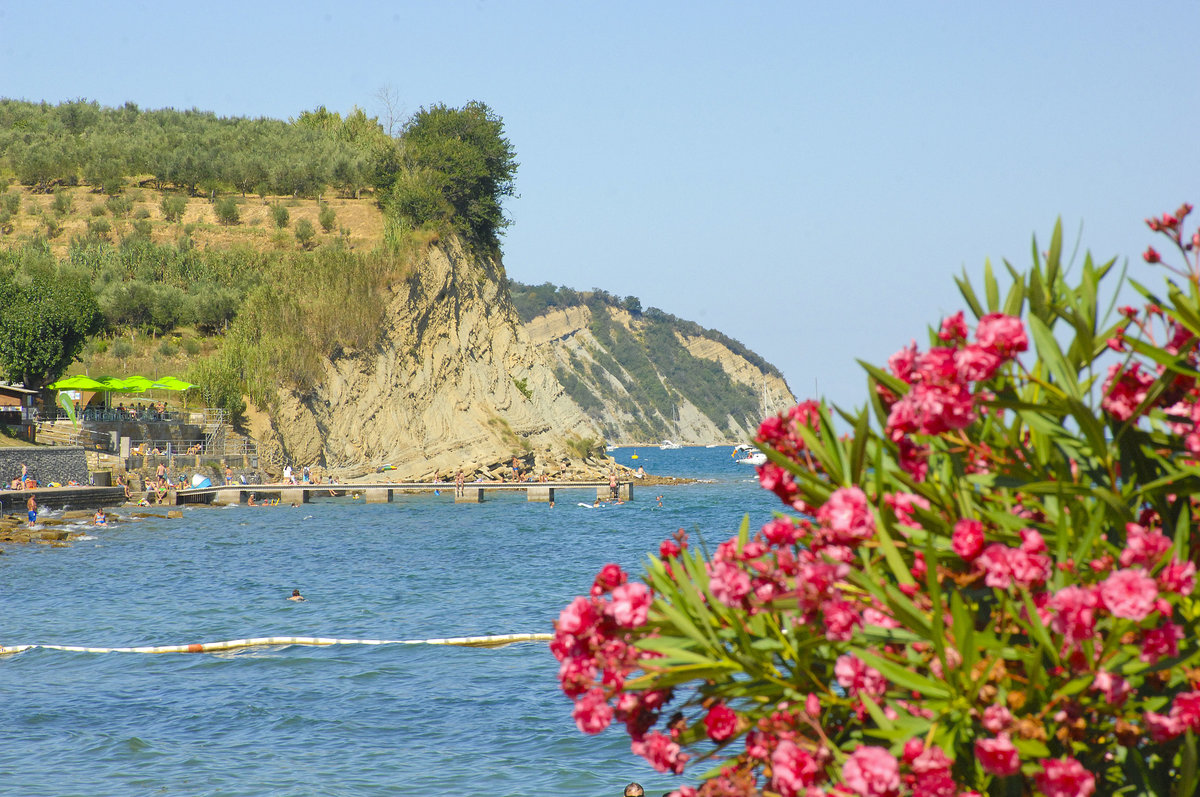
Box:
288;589;305;602
94;508;107;526
26;494;37;527
623;783;644;797
116;475;131;502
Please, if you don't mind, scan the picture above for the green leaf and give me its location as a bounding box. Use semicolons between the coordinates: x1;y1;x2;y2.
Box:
1028;314;1082;401
853;649;950;699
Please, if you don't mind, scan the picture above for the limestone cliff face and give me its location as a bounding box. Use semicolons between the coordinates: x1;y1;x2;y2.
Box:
255;238;606;481
524;305;796;445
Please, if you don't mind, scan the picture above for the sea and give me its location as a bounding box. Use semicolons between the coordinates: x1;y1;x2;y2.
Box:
0;446;784;796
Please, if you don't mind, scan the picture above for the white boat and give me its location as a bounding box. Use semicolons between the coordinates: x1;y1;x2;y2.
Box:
659;440;682;450
732;444;767;466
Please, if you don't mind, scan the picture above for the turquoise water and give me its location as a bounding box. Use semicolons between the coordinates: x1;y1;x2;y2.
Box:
0;446;779;796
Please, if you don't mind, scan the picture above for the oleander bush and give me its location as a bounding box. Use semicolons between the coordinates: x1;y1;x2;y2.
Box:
555;205;1200;797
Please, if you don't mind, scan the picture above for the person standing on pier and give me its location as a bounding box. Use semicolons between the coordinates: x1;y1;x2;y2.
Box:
455;469;464;497
609;470;618;501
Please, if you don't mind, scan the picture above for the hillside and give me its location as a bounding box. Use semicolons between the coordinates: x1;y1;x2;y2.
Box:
0;98;796;476
515;286;794;444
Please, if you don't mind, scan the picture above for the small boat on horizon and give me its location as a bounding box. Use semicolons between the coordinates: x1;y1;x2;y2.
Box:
659;440;682;450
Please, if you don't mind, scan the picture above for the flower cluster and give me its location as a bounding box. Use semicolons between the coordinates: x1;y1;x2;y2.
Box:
555;205;1200;797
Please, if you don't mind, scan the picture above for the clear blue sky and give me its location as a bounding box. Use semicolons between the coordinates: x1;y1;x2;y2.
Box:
2;2;1197;409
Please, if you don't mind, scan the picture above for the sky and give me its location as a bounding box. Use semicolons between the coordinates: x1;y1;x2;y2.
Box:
2;1;1198;410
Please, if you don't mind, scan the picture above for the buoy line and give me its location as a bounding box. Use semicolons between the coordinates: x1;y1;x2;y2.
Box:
0;633;552;657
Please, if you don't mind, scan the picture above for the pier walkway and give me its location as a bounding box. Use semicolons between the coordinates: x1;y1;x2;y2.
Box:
175;480;634;506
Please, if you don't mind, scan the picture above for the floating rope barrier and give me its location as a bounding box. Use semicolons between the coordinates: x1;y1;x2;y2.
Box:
0;632;552;657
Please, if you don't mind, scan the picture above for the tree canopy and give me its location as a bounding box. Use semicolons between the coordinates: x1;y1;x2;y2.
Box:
0;259;102;390
387;101;518;249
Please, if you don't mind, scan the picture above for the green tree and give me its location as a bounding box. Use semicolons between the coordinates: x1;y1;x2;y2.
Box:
294;218;316;249
318;202;336;232
271;203;290;229
389;101;518;249
214;196;240;225
0;267;103;390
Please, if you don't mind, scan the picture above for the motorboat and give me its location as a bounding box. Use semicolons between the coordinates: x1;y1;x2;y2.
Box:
732;444;767;466
659;440;682;450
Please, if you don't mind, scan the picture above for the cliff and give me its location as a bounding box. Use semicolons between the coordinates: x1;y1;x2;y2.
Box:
251;238;609;481
524;304;795;445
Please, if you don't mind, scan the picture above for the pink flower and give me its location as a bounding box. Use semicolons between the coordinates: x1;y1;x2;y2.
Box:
885;491;930;529
572;688;612;734
1034;756;1095;797
841;745;900;797
556;596;600;637
1099;568;1158;620
817;487;876;544
1145;709;1185;741
708;560;752;607
762;516;802;546
822;598;863;641
952;519;985;561
1158;558;1195;595
702;702;739;741
981;704;1013;734
591;563;627;596
1121;523;1172;567
1049;585;1100;644
889;342;919;383
975;313;1028;358
1101;362;1154;421
631;731;689;774
938;311;968;342
608;582;651;627
771;740;821;797
954;344;1003;381
976;544;1014;589
1090;669;1131;705
1175;691;1200;730
835;654;887;698
974;733;1020;776
1141;622;1183;663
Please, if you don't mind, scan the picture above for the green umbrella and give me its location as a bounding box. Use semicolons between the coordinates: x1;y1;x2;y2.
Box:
114;376;155;393
48;375;107;391
151;377;197;391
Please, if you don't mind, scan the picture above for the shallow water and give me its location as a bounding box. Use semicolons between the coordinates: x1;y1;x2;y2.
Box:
0;447;778;795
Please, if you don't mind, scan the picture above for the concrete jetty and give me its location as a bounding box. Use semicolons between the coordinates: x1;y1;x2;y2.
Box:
175;480;634;506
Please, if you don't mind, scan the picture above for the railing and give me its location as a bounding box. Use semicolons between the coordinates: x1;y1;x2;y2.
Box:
44;409;191;424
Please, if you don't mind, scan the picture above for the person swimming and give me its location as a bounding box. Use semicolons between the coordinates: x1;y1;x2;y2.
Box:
288;589;305;602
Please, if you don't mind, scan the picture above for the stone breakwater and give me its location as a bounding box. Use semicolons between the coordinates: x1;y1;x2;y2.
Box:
0;446;89;487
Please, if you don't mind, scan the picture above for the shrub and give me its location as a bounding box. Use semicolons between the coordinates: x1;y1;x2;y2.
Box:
102;177;124;196
133;206;151;220
318;202;337;232
111;339;132;360
270;203;290;228
158;339;177;357
87;218;111;239
555;205;1200;796
131;219;152;238
294;218;315;249
160;194;187;222
90;204;107;217
106;195;132;217
2;191;20;215
214;197;240;226
51;191;73;216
